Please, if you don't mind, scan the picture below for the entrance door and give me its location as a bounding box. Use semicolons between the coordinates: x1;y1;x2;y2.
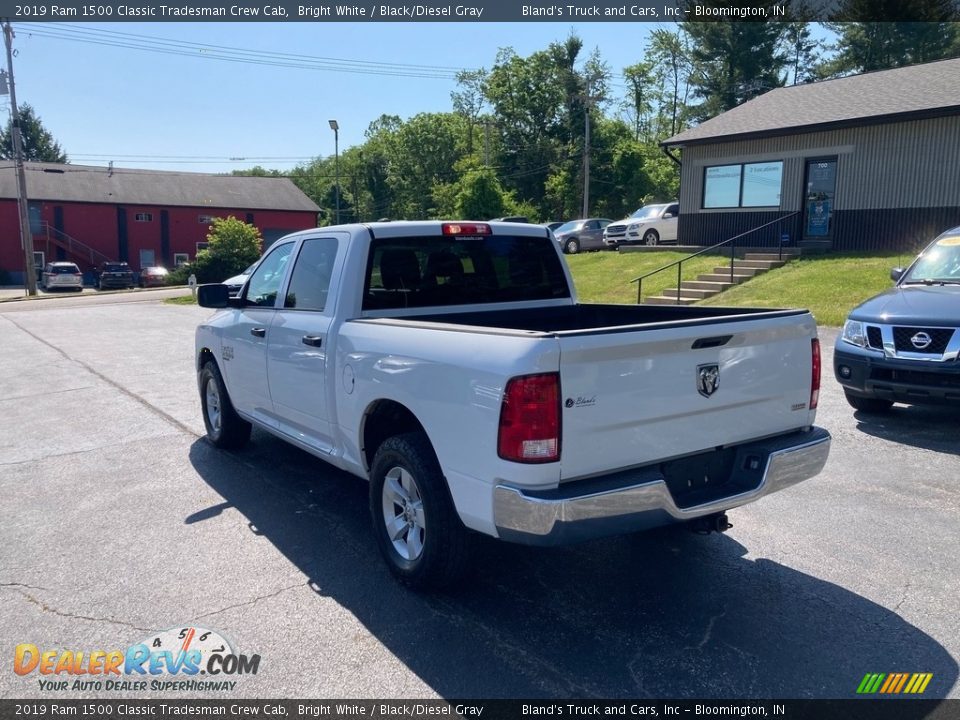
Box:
802;159;837;240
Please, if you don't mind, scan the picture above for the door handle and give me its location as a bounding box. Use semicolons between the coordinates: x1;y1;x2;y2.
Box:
250;327;266;338
301;335;323;347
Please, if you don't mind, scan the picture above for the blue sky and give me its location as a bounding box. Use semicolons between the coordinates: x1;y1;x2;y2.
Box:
7;22;833;174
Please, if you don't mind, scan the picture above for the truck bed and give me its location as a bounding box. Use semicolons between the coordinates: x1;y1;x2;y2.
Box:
361;303;809;336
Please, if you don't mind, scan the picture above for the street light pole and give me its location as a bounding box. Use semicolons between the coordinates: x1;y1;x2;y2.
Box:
2;21;37;296
328;119;340;225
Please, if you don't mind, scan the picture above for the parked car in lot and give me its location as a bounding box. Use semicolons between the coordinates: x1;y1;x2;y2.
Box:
196;220;829;588
222;262;256;297
138;266;169;288
545;222;564;233
554;218;613;254
604;202;679;247
835;226;960;412
96;261;134;290
41;262;83;292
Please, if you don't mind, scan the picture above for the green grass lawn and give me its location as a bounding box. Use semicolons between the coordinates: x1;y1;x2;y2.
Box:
165;294;197;305
697;252;903;327
564;250;722;305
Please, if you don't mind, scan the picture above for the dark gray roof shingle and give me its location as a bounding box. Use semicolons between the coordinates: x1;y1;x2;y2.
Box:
0;162;320;212
663;57;960;147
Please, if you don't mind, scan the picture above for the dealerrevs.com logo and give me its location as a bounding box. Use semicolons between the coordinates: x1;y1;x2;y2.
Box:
14;626;260;692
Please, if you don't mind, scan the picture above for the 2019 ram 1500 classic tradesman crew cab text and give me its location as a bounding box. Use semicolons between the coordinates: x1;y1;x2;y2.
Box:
196;221;830;588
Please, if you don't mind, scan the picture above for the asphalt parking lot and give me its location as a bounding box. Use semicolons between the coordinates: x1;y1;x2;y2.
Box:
0;294;957;701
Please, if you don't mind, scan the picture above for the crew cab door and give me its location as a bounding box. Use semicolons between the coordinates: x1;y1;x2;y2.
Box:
661;203;679;242
221;241;294;425
267;236;343;453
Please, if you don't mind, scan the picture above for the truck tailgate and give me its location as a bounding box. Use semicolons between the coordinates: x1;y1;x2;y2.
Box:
557;313;818;480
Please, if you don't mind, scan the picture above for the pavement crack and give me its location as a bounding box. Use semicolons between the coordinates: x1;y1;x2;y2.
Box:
0;582;51;592
893;580;913;613
686;608;727;651
194;583;305;621
2;586;152;632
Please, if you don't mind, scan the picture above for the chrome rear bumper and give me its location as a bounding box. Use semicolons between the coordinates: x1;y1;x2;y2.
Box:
494;427;830;545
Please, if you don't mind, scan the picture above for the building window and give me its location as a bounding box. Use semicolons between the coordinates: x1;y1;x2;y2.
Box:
135;212;153;222
198;215;214;224
174;253;189;267
196;242;209;254
703;161;783;209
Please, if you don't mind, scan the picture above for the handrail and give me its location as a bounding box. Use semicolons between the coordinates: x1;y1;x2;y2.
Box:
35;223;112;267
631;211;800;304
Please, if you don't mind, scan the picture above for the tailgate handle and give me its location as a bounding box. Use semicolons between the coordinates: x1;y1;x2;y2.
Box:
692;335;732;350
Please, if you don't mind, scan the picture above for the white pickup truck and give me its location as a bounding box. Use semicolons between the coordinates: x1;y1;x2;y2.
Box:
195;221;830;588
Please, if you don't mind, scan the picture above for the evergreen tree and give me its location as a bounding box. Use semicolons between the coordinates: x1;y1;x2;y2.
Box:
0;104;67;162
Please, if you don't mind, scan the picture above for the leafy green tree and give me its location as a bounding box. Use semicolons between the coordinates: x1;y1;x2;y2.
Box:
822;16;960;75
169;216;262;284
453;168;510;219
0;104;67;162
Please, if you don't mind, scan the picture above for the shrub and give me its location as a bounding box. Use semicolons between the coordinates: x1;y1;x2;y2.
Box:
168;217;262;284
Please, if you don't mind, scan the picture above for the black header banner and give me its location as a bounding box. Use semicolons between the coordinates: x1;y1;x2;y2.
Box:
2;700;960;720
1;0;959;22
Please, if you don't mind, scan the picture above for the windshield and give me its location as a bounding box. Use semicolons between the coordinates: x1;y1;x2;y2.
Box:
629;205;665;220
554;221;583;235
902;235;960;283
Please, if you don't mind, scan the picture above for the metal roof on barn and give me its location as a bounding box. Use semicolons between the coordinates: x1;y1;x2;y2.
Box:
663;57;960;147
0;162;320;212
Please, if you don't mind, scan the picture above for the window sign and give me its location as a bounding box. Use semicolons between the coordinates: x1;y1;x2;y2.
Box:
703;165;742;208
741;162;783;207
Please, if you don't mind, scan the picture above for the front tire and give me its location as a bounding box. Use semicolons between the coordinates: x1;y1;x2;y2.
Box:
564;238;580;254
844;390;893;413
643;230;660;246
370;432;472;590
200;361;251;449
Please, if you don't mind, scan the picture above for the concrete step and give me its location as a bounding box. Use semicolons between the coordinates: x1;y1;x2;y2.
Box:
643;295;700;305
733;259;786;269
698;273;753;283
711;266;766;277
664;287;721;299
745;252;799;261
682;280;736;292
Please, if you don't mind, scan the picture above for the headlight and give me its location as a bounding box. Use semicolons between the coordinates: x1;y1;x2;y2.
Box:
841;319;866;347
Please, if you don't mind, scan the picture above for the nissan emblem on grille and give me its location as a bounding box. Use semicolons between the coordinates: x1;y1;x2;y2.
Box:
697;363;720;398
911;332;933;350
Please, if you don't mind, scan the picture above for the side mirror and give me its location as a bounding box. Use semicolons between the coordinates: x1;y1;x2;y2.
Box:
663;213;674;219
890;268;905;282
198;283;230;308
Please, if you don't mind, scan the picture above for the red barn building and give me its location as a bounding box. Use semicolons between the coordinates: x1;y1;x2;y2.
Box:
0;162;320;283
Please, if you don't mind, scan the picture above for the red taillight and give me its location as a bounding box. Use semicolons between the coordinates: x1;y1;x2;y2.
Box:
810;338;821;410
497;373;560;463
442;222;491;236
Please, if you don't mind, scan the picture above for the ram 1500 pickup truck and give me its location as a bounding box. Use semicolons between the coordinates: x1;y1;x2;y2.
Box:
195;221;830;588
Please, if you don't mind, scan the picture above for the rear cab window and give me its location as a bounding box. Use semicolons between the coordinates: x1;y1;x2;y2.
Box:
363;233;570;311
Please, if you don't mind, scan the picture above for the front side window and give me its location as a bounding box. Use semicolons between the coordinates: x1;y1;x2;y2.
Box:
284;238;339;312
245;242;293;307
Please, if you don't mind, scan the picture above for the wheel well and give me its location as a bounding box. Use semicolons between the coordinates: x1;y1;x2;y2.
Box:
362;400;428;471
198;348;216;372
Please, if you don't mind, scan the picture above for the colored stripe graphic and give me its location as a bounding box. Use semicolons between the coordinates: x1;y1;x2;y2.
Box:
857;672;932;694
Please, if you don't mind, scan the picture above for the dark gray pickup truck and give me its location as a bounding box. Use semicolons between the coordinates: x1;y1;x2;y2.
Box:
835;225;960;412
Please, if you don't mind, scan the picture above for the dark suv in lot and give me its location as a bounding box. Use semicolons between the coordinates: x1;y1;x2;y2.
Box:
96;261;134;290
834;225;960;412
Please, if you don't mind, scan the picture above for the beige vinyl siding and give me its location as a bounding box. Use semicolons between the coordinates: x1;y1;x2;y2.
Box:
679;115;960;213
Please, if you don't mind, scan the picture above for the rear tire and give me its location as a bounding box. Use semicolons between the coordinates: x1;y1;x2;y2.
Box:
200;361;251;449
370;432;472;590
564;238;580;254
844;390;893;413
643;230;660;246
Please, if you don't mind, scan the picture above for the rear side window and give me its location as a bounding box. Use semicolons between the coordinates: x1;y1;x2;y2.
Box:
363;234;569;311
284;238;339;312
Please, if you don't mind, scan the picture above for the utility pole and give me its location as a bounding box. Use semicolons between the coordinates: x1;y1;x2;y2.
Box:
3;21;36;296
581;80;592;219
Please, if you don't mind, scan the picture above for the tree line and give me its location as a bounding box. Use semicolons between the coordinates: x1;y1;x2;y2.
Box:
7;14;959;225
